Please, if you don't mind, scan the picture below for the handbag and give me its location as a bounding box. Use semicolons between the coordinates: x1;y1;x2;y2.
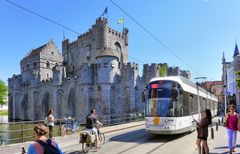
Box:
223;115;229;127
223;120;228;127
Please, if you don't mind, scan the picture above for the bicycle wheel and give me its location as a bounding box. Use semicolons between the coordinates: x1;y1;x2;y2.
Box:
98;132;105;145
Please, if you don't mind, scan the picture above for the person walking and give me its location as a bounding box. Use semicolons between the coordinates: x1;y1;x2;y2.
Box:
224;104;239;153
47;109;55;138
27;123;63;154
195;109;212;154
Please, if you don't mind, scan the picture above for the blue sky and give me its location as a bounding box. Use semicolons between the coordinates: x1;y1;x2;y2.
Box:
0;0;240;83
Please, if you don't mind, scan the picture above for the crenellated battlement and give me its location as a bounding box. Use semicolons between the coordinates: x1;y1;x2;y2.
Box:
123;62;138;70
108;27;125;39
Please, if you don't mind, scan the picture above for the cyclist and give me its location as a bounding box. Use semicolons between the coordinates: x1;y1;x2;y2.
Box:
86;108;102;148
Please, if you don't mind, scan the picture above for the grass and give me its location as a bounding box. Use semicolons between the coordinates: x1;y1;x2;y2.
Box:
0;110;8;115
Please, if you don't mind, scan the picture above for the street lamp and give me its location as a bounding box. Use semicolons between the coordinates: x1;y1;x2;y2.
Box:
223;85;227;115
194;77;207;121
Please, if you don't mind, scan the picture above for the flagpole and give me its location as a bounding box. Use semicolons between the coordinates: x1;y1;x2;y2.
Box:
107;6;108;20
122;16;124;30
63;30;65;40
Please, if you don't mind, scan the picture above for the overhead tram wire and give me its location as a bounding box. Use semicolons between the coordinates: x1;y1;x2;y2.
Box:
110;0;202;77
4;0;146;65
5;0;80;35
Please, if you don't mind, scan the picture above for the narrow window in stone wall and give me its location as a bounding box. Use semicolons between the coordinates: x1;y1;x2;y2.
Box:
46;61;50;68
33;62;37;68
47;73;49;79
118;62;121;69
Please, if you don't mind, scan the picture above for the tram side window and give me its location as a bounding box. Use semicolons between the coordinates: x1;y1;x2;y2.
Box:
176;89;184;116
200;97;204;112
189;94;198;114
206;99;210;109
202;98;206;110
183;92;190;116
189;94;194;114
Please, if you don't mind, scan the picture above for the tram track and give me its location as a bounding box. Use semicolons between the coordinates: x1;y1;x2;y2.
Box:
116;133;187;154
62;126;194;154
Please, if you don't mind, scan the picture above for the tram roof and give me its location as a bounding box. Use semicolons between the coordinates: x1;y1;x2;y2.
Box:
149;76;218;100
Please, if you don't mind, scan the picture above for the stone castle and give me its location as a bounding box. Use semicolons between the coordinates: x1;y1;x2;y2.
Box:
8;17;191;122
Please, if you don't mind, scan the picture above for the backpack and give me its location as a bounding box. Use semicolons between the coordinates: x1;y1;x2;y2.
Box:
86;132;95;144
35;139;60;154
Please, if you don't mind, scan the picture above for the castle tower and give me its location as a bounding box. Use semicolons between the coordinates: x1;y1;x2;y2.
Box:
95;49;119;83
20;40;62;84
62;17;128;77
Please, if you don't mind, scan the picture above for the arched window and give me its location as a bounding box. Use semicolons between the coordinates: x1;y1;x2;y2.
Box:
33;62;37;68
114;42;122;52
46;61;50;68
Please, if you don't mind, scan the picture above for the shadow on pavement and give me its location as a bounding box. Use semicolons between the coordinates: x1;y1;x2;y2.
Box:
64;151;83;154
214;146;228;149
109;128;150;143
109;128;191;143
213;146;240;154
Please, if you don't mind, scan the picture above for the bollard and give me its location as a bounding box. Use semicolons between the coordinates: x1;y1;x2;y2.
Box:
0;136;2;145
216;123;218;131
218;119;220;125
211;127;214;139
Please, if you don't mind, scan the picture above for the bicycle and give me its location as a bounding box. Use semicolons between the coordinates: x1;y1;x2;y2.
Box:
61;120;80;136
80;126;105;153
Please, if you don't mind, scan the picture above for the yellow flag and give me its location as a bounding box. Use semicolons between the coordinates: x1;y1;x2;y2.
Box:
117;17;124;24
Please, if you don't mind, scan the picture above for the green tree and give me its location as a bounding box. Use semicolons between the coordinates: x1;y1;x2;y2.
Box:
159;64;167;77
0;79;8;105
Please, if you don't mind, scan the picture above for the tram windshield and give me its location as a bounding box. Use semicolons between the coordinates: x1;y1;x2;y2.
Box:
146;80;184;117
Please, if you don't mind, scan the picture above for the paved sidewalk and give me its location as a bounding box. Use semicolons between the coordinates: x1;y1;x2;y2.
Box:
0;121;144;154
207;117;240;154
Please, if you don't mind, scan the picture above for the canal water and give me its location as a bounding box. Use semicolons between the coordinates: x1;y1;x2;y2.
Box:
0;115;8;123
0;115;68;145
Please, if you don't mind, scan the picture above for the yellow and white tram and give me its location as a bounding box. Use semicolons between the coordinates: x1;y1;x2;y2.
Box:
145;76;218;134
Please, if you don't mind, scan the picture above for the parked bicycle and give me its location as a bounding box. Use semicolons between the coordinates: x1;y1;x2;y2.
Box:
79;126;105;153
61;117;80;136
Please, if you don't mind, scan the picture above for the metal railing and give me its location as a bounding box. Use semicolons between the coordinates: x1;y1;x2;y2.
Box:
0;112;144;145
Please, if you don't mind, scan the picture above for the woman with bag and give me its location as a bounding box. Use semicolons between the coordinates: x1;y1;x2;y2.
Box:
195;109;212;154
224;104;239;153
